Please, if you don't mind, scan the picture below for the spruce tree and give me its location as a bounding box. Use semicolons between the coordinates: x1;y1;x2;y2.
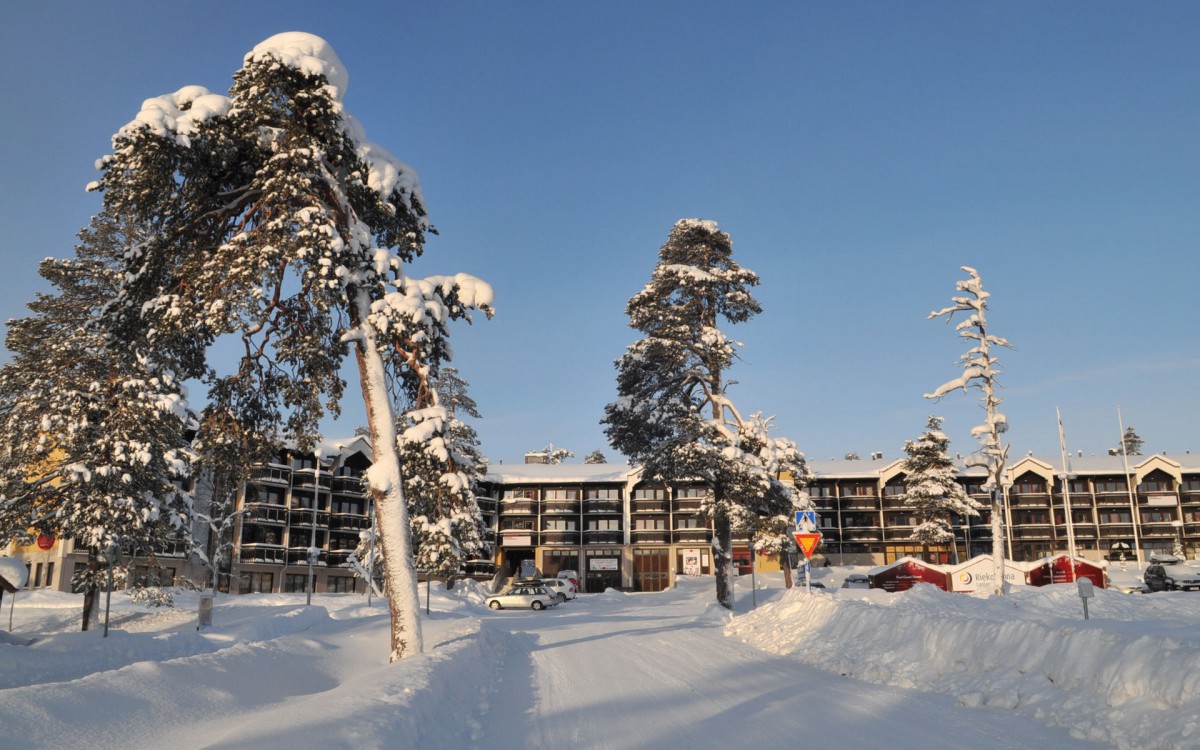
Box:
1116;426;1144;456
584;449;607;464
901;415;981;560
603;219;808;609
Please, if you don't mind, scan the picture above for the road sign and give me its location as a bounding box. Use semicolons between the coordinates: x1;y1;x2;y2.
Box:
793;532;822;559
795;510;818;531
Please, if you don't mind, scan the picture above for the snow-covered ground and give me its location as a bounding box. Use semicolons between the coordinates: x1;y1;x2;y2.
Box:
1;568;1197;749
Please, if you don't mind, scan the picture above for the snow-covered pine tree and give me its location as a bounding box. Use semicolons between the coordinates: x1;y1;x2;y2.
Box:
397;368;490;578
584;449;607;464
925;266;1012;594
603;219;809;609
88;33;492;660
901;415;981;561
0;215;193;630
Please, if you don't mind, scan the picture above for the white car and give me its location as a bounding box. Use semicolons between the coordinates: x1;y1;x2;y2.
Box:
485;583;558;611
541;578;577;602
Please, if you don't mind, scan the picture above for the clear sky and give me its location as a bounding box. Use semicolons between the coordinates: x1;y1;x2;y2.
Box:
2;2;1197;466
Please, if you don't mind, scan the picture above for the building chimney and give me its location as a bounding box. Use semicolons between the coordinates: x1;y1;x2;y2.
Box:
524;452;548;464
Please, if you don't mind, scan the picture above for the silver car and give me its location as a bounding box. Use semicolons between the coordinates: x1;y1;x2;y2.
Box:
540;578;577;602
486;583;558;610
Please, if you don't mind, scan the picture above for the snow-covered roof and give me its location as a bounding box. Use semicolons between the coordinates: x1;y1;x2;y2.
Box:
483;463;639;485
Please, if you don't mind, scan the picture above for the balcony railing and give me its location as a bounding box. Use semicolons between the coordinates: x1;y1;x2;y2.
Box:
584;500;623;514
329;513;370;531
631;529;670;543
499;500;537;515
238;543;284;564
543;501;581;515
332;476;365;495
293;473;332;490
286;548;326;566
583;530;624;544
251;467;290;485
541;530;581;545
673;529;711;543
673;499;704;512
632;500;668;513
245;503;288;524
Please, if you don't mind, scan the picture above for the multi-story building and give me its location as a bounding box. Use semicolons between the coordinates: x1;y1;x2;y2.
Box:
8;439;1199;596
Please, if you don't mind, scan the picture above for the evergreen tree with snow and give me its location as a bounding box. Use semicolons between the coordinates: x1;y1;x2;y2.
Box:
397;368;490;578
0;216;193;630
925;266;1012;594
1114;426;1144;456
603;219;810;609
584;449;607;464
901;416;981;559
87;34;492;660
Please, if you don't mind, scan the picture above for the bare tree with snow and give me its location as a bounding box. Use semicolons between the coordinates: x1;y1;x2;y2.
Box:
87;34;492;660
603;219;810;609
925;266;1012;594
902;415;981;562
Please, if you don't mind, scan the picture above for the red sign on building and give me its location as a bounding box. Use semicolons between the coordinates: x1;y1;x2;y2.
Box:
869;558;951;593
1025;555;1107;588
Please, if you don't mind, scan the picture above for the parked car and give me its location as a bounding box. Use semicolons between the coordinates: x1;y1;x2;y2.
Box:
541;577;577;602
841;573;871;589
1143;556;1200;592
486;582;559;611
557;569;580;590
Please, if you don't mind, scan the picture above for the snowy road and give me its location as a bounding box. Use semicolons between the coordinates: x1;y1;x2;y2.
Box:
476;585;1107;750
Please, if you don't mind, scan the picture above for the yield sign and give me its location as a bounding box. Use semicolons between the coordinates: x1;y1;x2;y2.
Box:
793;532;822;559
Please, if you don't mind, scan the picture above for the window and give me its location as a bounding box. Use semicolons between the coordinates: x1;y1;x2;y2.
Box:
675;487;708;499
634;518;666;530
1068;481;1089;494
1139;480;1171;493
1140;510;1175;524
1013;480;1046;495
883;484;905;497
1183;479;1200;492
545;488;579;500
587;518;621;531
809;485;834;498
44;562;55;589
1099;510;1132;524
634;488;667;500
239;572;274;594
327;576;355;593
585;488;621;500
842;483;876;497
543;519;577;531
503;488;536;500
292;456;316;470
33;563;43;588
285;574;308;593
1095;480;1127;493
501;518;535;531
676;517;702;529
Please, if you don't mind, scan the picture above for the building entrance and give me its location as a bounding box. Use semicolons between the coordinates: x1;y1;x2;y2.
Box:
585;549;621;592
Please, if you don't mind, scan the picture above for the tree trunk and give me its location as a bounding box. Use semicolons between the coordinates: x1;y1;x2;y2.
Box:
80;550;100;632
350;289;423;661
713;502;733;610
991;488;1005;596
782;554;793;589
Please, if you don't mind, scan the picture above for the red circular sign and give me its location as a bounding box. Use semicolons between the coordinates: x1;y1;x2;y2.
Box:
37;534;54;550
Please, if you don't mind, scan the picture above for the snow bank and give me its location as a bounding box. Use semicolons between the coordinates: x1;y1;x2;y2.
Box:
726;583;1200;750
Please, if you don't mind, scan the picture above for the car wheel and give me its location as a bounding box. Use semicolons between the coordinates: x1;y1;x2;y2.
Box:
556;593;567;603
531;600;544;610
488;601;501;610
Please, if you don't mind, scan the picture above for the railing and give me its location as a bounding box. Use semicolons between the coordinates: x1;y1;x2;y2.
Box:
584;500;623;514
251;467;291;484
673;529;711;543
584;530;624;544
293;473;332;490
631;530;670;543
245;503;288;524
238;544;284;564
286;548;326;566
499;500;537;515
332;476;365;495
631;501;668;513
328;513;370;531
289;509;330;526
541;530;581;545
673;499;704;512
543;501;581;515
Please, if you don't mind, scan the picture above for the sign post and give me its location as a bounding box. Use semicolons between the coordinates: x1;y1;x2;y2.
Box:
792;531;823;592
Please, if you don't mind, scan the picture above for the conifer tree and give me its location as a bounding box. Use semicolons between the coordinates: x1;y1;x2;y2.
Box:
603;219;809;609
1115;426;1144;456
584;450;607;465
901;415;981;560
926;266;1011;594
0;216;193;630
88;34;492;660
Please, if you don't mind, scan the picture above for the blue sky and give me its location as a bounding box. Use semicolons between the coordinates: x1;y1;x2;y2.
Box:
2;2;1197;466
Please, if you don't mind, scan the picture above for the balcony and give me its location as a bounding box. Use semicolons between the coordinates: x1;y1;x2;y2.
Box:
287;548;326;566
541;530;581;546
474;496;498;513
631;529;670;543
584;530;624;545
245;503;288;524
251;467;291;485
673;528;712;544
289;508;330;527
673;499;704;513
839;499;880;511
500;530;538;546
238;543;284;564
543;501;581;515
326;549;354;565
584;499;623;514
332;476;365;495
329;513;370;531
499;499;537;515
632;500;668;513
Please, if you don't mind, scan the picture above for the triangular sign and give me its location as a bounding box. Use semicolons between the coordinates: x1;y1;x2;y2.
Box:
793;532;822;559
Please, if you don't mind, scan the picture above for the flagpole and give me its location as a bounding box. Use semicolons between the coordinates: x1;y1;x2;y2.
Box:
1056;408;1078;579
1118;407;1144;569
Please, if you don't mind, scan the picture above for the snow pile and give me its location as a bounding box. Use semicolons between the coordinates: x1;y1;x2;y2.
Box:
726;583;1200;750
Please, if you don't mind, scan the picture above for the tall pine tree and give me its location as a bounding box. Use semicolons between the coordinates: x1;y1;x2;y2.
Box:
88;34;492;660
603;219;808;609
